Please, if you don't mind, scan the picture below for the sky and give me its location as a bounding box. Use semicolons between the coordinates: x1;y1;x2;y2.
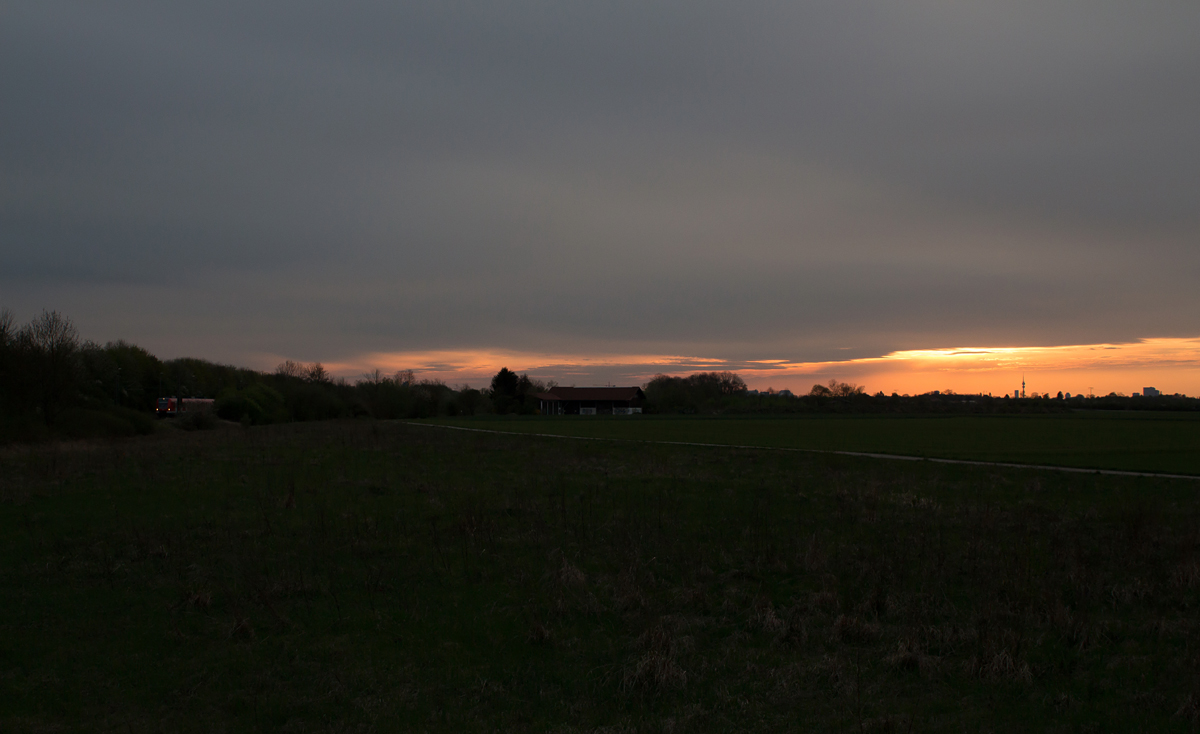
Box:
2;2;1199;396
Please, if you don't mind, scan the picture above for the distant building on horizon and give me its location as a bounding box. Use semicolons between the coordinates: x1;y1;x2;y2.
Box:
535;386;645;415
1143;387;1160;397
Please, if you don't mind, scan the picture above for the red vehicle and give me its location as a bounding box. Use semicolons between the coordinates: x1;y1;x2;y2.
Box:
156;397;215;417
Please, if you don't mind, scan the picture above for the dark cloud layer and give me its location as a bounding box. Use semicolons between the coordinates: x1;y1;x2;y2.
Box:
3;2;1198;370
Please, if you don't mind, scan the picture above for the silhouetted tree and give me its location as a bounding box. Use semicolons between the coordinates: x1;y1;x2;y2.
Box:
455;387;485;415
0;309;14;413
276;360;306;379
644;371;748;413
0;309;13;348
812;379;864;398
305;362;330;384
491;367;518;397
22;310;82;425
490;367;534;414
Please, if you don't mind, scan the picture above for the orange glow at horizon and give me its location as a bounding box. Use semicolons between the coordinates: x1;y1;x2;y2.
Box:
308;336;1200;397
734;337;1200;397
319;349;736;385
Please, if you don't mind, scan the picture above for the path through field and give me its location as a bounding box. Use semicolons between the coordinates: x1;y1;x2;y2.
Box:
412;419;1200;482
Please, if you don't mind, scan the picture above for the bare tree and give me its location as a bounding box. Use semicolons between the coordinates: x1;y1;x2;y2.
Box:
276;360;306;379
715;371;747;395
825;379;865;397
0;309;14;413
304;362;330;384
0;308;14;347
27;310;79;354
24;310;81;425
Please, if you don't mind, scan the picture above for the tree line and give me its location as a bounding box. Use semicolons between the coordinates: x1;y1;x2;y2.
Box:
0;311;581;441
3;309;1196;443
0;310;492;442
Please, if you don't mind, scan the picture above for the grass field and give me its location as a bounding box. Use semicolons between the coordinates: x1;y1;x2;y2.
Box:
425;412;1200;476
5;420;1200;731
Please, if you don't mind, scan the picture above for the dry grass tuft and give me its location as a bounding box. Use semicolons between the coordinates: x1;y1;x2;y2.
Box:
671;585;709;611
186;590;212;609
748;598;786;634
831;614;880;644
808;589;840;614
1172;560;1200;590
1176;693;1200;722
861;714;914;732
885;638;936;674
967;648;1032;683
1108;578;1152;607
558;557;587;588
229;616;255;641
1047;692;1079;712
613;569;647;613
809;654;859;697
775;619;808;649
891;491;940;512
623;652;687;693
623;621;689;692
527;621;554;645
749;598;808;648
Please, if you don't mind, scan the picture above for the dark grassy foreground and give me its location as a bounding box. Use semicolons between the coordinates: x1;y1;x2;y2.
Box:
427;412;1200;476
4;421;1200;732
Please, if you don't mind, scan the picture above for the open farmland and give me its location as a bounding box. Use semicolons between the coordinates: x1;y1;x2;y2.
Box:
426;412;1200;476
4;420;1200;731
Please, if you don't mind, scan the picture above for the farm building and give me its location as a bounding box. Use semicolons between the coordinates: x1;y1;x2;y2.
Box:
535;386;645;415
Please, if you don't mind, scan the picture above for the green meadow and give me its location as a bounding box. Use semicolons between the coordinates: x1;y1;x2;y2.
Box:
4;419;1200;732
426;412;1200;476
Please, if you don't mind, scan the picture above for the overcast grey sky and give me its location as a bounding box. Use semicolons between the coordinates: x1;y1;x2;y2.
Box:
3;2;1198;378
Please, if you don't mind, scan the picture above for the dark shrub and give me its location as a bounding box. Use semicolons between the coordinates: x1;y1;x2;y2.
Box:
111;406;155;435
58;408;138;439
278;381;348;421
216;384;287;425
177;409;218;431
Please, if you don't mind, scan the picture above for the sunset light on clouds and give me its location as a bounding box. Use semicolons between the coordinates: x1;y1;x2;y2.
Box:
761;337;1200;397
323;336;1200;398
2;4;1198;392
8;8;1200;731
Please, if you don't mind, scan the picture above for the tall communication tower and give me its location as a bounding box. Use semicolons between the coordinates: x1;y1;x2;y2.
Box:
1021;375;1026;399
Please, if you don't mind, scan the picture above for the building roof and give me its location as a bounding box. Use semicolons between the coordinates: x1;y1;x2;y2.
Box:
539;386;644;401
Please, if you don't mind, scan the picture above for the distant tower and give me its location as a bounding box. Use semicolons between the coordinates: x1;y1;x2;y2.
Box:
1021;376;1026;399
